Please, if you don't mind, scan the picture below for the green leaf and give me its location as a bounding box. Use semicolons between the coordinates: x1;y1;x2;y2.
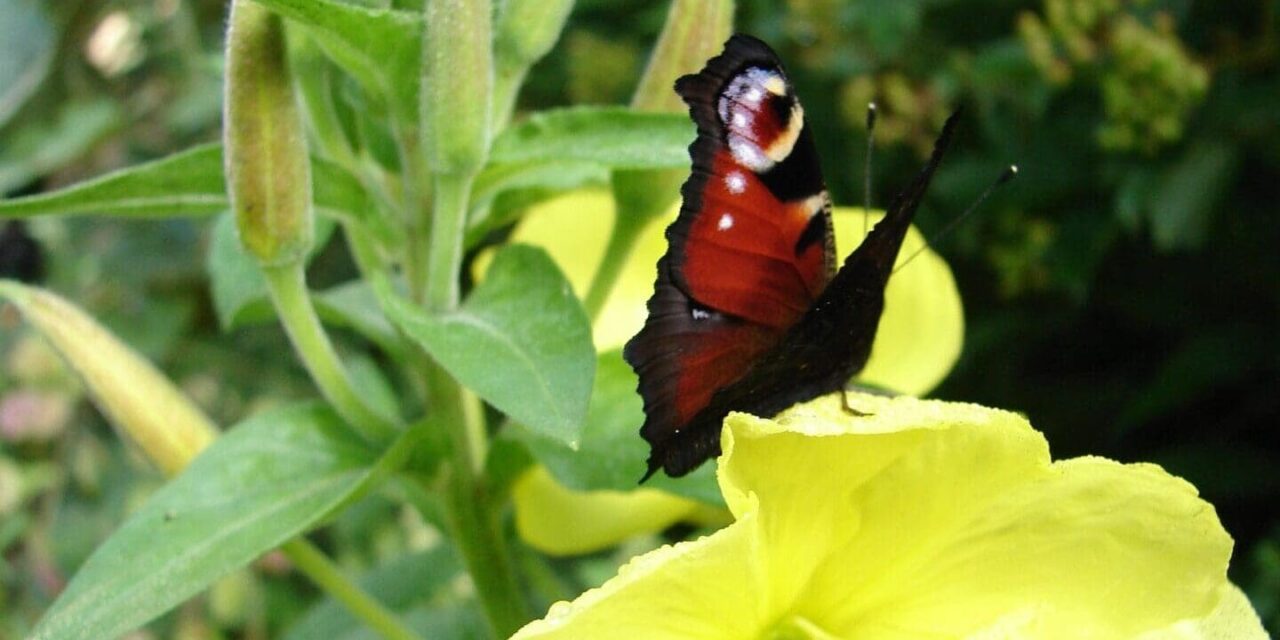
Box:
468;161;608;244
0;0;56;127
0;100;119;194
315;281;404;357
282;547;462;640
0;144;225;218
0;143;375;224
515;350;722;505
29;403;379;640
254;0;421;118
472;161;607;213
209;212;274;327
208;212;337;330
487;107;692;169
380;245;594;444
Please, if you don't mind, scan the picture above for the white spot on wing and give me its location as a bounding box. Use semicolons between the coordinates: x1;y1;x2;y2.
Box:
718;213;734;230
732;112;748;128
724;172;747;194
729;137;772;172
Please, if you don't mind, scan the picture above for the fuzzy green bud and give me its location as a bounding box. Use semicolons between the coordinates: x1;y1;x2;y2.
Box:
224;0;314;266
490;0;573;127
423;0;493;174
612;0;734;222
631;0;734;114
494;0;573;70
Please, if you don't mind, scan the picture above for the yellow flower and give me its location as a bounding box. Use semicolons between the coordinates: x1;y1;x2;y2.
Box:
512;393;1267;639
490;189;963;555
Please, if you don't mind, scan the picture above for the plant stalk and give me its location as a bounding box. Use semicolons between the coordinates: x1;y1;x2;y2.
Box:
262;262;399;444
425;172;476;311
582;209;647;320
282;539;425;640
425;367;527;636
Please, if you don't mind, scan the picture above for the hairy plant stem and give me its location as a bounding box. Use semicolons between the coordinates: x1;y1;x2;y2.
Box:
582;207;648;319
426;172;476;311
491;63;525;132
282;539;425;640
425;366;527;636
262;263;399;444
394;123;433;303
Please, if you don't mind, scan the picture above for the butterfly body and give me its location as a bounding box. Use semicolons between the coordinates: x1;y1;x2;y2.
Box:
625;34;957;480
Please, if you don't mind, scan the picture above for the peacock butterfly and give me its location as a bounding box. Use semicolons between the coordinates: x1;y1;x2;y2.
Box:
624;34;959;481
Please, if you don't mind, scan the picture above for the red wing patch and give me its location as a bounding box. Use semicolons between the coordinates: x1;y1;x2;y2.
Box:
624;34;835;478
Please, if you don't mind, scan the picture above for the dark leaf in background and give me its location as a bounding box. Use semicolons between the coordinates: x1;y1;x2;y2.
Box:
0;220;44;282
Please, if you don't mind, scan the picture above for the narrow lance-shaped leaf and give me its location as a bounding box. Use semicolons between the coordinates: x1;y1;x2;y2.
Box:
378;245;594;445
0;143;374;223
0;281;217;476
27;403;383;640
487;107;692;168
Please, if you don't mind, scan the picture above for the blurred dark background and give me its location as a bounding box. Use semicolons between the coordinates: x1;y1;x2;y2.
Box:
1;0;1276;635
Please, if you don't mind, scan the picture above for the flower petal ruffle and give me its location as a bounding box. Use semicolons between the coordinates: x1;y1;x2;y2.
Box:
512;466;702;556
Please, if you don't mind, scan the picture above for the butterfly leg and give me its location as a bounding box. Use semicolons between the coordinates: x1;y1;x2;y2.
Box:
839;390;873;417
840;381;900;416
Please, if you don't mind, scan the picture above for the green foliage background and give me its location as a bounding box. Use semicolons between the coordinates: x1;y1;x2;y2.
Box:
1;0;1276;637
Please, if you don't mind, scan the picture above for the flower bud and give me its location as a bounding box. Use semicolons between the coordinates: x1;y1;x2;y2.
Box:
494;0;573;72
224;0;314;266
0;281;218;476
613;0;734;222
423;0;493;174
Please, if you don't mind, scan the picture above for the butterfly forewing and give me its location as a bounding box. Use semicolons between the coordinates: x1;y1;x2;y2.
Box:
624;34;836;479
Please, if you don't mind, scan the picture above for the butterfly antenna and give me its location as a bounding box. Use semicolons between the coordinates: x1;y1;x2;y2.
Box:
862;102;877;237
894;164;1018;274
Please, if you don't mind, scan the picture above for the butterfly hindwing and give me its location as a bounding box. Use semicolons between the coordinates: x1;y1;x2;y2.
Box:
624;34;835;479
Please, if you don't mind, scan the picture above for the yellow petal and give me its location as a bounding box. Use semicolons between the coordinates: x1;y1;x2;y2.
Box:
719;393;1044;620
511;515;768;639
834;208;963;395
720;393;1237;638
512;466;701;556
1142;582;1269;639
